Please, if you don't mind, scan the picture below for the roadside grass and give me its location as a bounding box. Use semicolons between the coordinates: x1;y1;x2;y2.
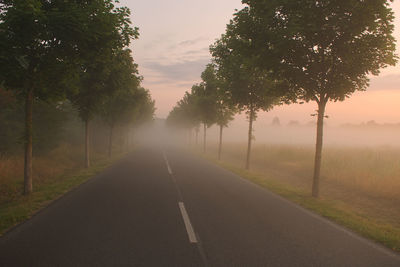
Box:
0;144;126;236
199;143;400;253
208;143;400;200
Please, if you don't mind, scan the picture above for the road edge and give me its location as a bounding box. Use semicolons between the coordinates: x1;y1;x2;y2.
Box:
195;151;400;257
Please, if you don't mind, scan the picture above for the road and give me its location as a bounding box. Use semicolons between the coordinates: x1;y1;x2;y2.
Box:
0;146;399;266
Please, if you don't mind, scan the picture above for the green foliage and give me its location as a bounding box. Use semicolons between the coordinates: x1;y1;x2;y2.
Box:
133;88;156;126
210;29;286;121
0;88;77;155
0;0;74;100
167;63;236;131
241;0;397;104
32;101;71;154
205;64;236;128
0;88;23;153
99;49;141;127
67;1;139;122
98;47;155;134
191;84;216;128
167;92;200;129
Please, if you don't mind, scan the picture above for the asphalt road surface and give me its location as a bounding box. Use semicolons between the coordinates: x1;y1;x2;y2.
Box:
1;146;399;266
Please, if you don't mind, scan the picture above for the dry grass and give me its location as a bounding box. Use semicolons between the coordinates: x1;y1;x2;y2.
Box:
200;142;400;251
0;143;105;205
205;143;400;228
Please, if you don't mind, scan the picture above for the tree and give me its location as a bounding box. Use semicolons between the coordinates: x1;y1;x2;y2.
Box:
0;0;88;194
99;49;140;157
1;0;138;193
133;88;156;126
271;117;280;127
67;0;137;168
243;0;397;197
215;100;235;161
205;64;236;160
167;92;200;132
211;29;286;170
192;66;219;153
127;87;156;148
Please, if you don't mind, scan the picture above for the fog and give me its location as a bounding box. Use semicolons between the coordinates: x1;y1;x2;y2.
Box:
134;117;400;148
207;119;400;147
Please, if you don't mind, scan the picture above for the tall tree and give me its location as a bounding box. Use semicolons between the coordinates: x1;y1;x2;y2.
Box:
204;64;236;160
215;100;235;161
243;0;397;197
193;65;219;153
125;87;155;149
167;91;200;133
0;0;86;194
131;88;156;130
99;49;140;157
68;0;137;168
211;30;285;170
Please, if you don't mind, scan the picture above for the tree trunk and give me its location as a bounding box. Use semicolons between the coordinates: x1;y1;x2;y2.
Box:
189;128;192;147
245;108;254;170
126;128;130;151
24;87;34;195
312;101;327;198
85;119;90;168
125;129;129;152
218;124;223;160
108;124;114;158
127;128;133;150
195;127;199;146
129;129;134;150
119;130;124;152
203;123;207;153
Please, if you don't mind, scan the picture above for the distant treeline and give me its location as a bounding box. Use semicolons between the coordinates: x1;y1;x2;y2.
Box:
341;121;400;129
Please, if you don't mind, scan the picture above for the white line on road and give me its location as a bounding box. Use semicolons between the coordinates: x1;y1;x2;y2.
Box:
163;152;173;175
178;202;198;243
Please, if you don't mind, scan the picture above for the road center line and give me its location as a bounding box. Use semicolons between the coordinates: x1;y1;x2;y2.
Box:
178;202;198;243
163;152;173;175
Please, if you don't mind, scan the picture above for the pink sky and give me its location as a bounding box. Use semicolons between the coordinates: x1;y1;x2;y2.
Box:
120;0;400;126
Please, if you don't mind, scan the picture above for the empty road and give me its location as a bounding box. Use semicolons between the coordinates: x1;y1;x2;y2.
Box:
1;146;399;266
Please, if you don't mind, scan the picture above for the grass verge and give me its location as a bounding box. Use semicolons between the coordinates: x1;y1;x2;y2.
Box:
202;154;400;253
0;154;125;236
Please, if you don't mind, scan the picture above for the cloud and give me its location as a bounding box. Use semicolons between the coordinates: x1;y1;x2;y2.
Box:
369;74;400;91
176;82;197;88
178;37;209;47
183;47;210;56
142;58;210;83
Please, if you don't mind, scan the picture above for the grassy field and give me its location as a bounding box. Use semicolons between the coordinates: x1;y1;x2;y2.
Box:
202;142;400;252
0;144;126;236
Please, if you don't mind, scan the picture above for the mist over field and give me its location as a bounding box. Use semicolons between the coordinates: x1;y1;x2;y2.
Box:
139;117;400;148
206;119;400;147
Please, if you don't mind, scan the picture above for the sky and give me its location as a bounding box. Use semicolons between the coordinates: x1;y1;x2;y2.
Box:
119;0;400;126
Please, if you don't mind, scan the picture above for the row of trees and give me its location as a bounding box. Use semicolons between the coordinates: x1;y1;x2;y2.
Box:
166;64;236;161
167;0;397;198
0;0;154;195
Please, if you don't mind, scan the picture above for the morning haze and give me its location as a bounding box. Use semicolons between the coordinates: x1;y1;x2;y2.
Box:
123;0;400;126
1;1;400;266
